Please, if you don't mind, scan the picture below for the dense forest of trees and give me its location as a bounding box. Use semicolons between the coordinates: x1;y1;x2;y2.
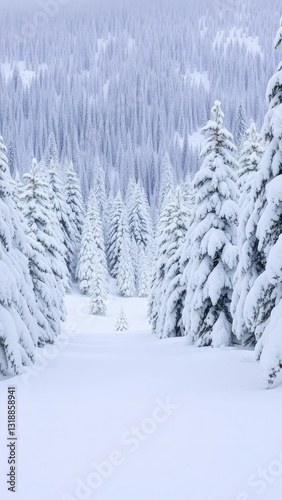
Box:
0;0;280;205
1;2;282;389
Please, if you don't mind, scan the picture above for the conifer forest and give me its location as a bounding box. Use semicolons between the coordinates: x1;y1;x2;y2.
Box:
0;1;282;499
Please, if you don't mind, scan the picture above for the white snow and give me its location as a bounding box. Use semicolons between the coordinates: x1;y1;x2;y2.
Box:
213;28;263;57
0;287;282;499
1;61;48;86
184;70;210;90
175;129;204;150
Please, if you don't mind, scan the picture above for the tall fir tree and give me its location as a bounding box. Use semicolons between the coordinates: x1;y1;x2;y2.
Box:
127;182;152;252
0;138;39;375
244;19;282;385
77;191;108;299
234;104;247;150
48;159;73;287
22;159;66;343
117;227;136;297
182;101;239;347
93;156;106;215
159;151;175;211
64;161;84;278
137;248;151;298
231;123;264;345
155;188;188;339
106;192;128;278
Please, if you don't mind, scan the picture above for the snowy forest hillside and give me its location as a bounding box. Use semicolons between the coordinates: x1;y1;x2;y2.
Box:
0;0;280;203
3;2;282;499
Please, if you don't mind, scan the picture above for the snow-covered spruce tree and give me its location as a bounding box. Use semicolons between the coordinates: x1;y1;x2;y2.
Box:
0;138;39;375
244;19;282;385
115;308;129;331
117;225;136;297
11;170;52;345
64;161;84;278
149;188;187;337
237;123;264;192
231;123;264;346
234;104;247;151
93;156;106;215
156;188;189;339
179;179;196;289
182;101;239;347
89;254;108;316
22;159;66;343
106;192;128;278
48;159;73;286
77;191;107;297
182;175;195;218
127;182;152;252
137;248;151;298
159;151;175;211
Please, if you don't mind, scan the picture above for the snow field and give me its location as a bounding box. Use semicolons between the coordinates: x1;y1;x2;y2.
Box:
0;291;282;500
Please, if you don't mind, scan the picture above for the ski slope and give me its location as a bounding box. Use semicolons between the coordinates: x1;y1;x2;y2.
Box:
0;289;282;500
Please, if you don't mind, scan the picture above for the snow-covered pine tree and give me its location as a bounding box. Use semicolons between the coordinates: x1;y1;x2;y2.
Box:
137;248;151;298
231;123;264;345
127;182;152;252
0;138;39;375
182;101;239;347
22;158;66;343
182;175;195;218
244;19;282;384
48;159;73;286
115;308;129;331
156;188;188;339
106;192;128;278
64;161;84;278
45;132;59;166
159;151;175;211
10;169;51;345
93;156;106;215
237;123;264;192
179;178;196;290
117;226;136;297
149;187;187;337
77;190;107;297
89;253;108;316
234;104;247;150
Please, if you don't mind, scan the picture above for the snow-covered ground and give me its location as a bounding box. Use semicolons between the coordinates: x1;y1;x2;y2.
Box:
0;288;282;500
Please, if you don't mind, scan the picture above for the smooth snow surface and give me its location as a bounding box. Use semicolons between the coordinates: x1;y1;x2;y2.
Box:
0;288;282;500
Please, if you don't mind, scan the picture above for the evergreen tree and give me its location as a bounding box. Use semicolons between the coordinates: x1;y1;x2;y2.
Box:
244;19;282;384
48;159;73;286
64;161;84;278
149;188;187;337
89;256;108;316
22;159;66;343
182;101;239;347
0;138;39;375
93;156;106;215
159;151;174;211
234;104;247;150
117;229;136;297
77;191;107;297
115;308;129;331
182;175;195;218
137;248;151;298
106;192;128;278
231;123;264;345
127;182;152;252
155;188;188;339
237;123;264;191
45;132;59;166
